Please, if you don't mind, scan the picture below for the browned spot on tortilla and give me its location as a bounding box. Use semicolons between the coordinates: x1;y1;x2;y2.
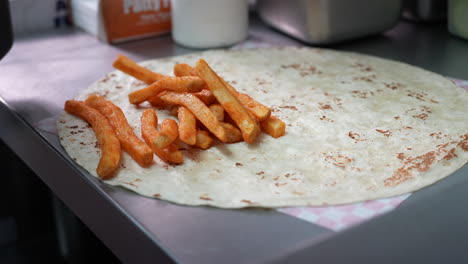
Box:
153;193;161;198
319;116;334;122
256;171;264;175
59;119;66;124
284;173;291;178
235;162;243;167
413;113;428;120
458;134;468;151
348;131;365;142
351;90;370;98
443;148;458;160
394;116;400;120
279;105;298;111
384;82;404;90
134;179;142;182
273;176;279;181
318;103;333;110
241;199;257;205
397;153;405;160
376;129;392;137
404;126;413;129
326;155;353;168
430;99;439;104
275;182;287;187
281;63;320;76
407;91;427;101
385;151;437;187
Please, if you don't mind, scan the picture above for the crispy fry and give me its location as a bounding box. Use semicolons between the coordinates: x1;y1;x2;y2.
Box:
221;78;271;121
141;109;183;164
209;104;224;122
192;89;216;105
160;91;229;142
195;59;260;144
174;63;197;77
194;130;214;149
65;100;121;179
260;115;286;138
154;119;179;149
86;94;154;167
175;63;270;121
177;107;197;145
113;54;167;84
219;122;243;143
147;95;171;107
129;76;205;104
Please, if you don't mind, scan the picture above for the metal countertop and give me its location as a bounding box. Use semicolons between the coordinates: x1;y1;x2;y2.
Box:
0;17;467;263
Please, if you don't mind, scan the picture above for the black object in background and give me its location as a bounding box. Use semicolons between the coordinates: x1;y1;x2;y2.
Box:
0;0;13;60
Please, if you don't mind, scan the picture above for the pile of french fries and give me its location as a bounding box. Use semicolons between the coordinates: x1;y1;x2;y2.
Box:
64;55;285;180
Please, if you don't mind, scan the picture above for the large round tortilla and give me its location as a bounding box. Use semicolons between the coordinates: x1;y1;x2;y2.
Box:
58;47;468;208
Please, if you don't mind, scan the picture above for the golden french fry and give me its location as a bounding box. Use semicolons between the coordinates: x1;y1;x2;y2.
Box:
221;78;271;122
154;119;179;149
141;109;183;164
195;59;260;144
147;94;171;107
160;91;229;142
177;107;197;145
174;63;197;77
192;89;216;105
65;100;121;179
194;130;214;149
209;104;224;122
86;94;154;167
129;76;205;105
219;122;243;143
113;54;167;84
174;62;270;121
260;115;286;138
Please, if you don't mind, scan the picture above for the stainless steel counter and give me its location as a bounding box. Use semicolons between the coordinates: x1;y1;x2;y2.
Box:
0;16;467;263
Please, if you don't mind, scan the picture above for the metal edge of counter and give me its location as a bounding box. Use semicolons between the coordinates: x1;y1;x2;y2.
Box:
0;96;176;264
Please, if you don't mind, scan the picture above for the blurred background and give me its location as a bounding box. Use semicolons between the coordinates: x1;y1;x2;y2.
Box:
0;0;467;263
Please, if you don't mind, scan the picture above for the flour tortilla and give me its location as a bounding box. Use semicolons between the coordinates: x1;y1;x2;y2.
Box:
57;47;468;208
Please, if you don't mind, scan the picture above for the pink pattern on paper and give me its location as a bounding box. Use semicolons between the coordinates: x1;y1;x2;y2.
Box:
278;194;411;231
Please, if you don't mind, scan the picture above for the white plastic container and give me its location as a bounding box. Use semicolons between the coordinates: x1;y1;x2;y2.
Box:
171;0;249;49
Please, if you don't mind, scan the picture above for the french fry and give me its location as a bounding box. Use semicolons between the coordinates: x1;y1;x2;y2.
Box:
160;91;229;142
129;76;205;104
209;104;224;122
113;54;167;84
177;107;197;145
260;115;286;138
219;122;243;143
194;130;214;149
195;59;260;144
174;63;197;77
147;94;170;107
154;119;179;149
65;100;121;179
174;62;271;121
192;89;216;105
221;78;271;122
86;94;154;167
141;109;183;164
